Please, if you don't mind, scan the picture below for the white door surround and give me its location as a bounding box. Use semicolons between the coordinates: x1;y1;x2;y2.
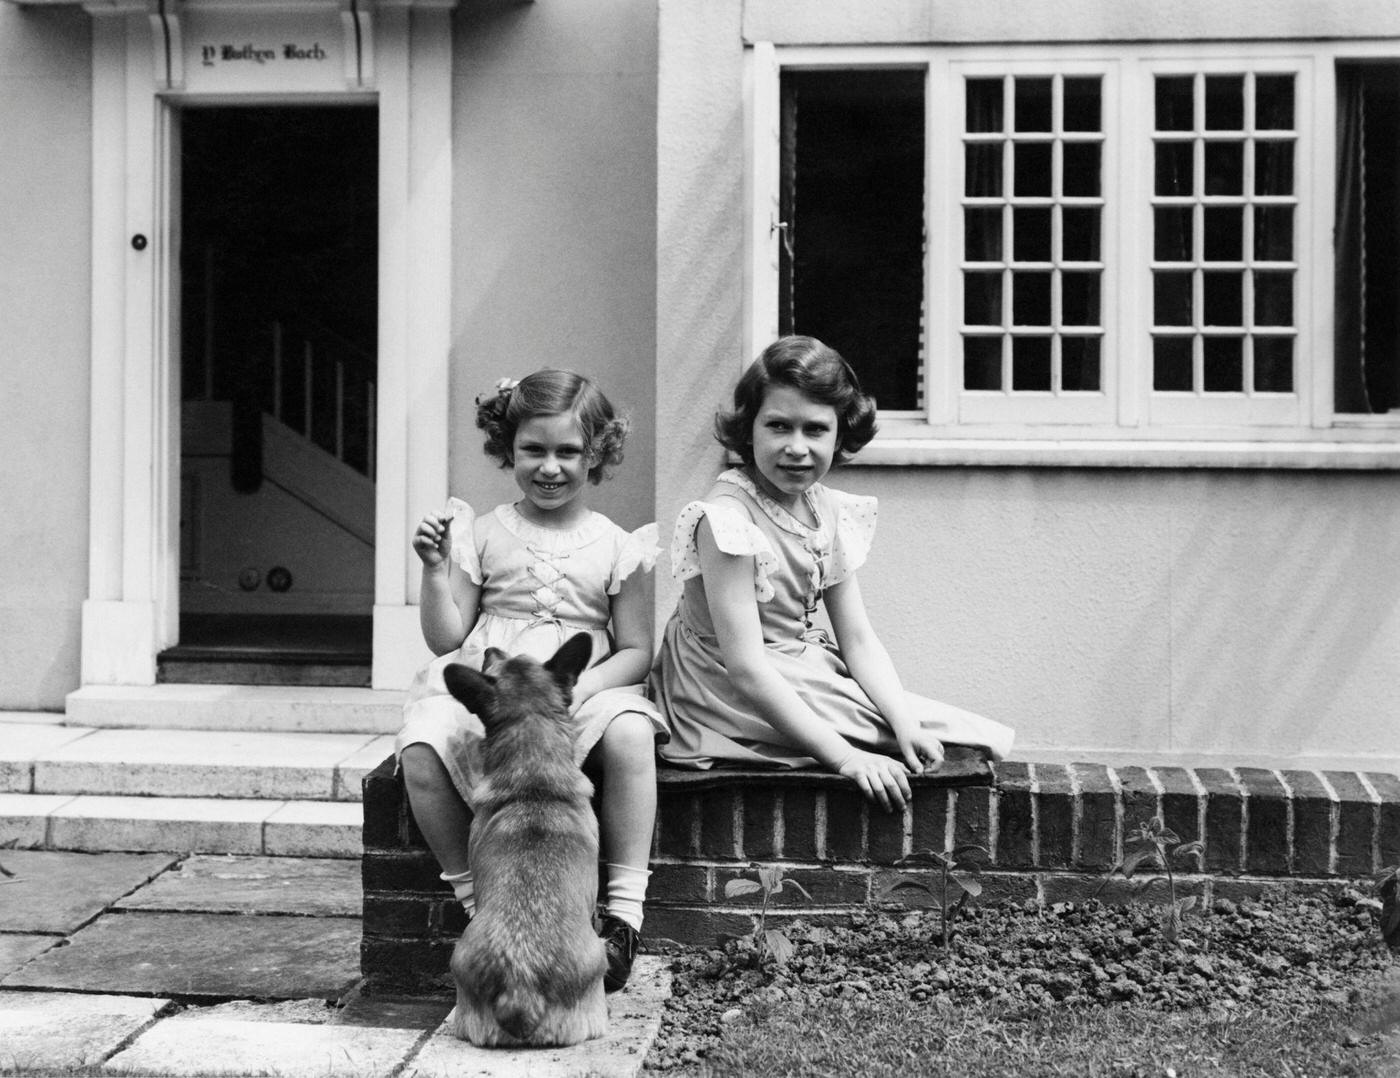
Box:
78;0;453;691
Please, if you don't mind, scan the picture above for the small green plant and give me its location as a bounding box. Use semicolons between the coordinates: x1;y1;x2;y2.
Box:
1097;815;1203;944
878;843;988;948
1374;865;1400;951
723;862;813;968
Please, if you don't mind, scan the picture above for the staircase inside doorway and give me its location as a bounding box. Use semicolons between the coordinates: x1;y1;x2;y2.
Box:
158;614;372;687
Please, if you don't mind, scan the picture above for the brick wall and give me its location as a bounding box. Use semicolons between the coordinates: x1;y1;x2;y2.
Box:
361;754;1400;994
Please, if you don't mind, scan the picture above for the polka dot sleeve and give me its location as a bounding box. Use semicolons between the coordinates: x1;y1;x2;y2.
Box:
445;497;483;584
826;490;878;587
670;501;781;603
607;522;661;595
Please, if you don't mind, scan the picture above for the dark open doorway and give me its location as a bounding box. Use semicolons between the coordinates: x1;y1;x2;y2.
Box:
168;105;378;686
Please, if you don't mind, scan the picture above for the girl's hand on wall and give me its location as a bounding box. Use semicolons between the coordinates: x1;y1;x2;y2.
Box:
412;513;453;568
836;748;913;813
898;730;945;773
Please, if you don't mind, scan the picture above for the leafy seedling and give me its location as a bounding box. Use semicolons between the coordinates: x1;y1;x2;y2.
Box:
1096;815;1203;944
1375;865;1400;951
879;843;988;948
724;862;813;968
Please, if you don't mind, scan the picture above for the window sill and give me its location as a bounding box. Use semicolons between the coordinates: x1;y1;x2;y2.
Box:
856;437;1400;469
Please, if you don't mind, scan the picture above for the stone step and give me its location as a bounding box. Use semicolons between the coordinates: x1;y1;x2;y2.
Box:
65;684;405;734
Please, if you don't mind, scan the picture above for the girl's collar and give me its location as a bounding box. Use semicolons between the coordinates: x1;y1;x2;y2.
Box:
717;468;824;536
497;502;609;546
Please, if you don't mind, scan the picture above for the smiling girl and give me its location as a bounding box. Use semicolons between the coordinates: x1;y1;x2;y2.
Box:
650;336;1013;811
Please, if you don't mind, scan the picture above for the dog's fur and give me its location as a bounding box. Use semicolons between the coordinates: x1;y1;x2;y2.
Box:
440;633;608;1047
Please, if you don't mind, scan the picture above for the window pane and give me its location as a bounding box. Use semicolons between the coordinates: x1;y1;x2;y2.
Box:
1012;336;1052;389
1156;76;1194;131
1012;272;1052;326
1061;207;1100;261
1203;336;1244;391
964;207;1003;261
1155;142;1194;196
1255;75;1294;131
1203;271;1243;325
1062;337;1101;390
1254;271;1293;326
966;78;1004;132
964;337;1002;389
1062;143;1101;196
1254;337;1293;392
1014;78;1052;132
964;272;1003;325
1205;75;1245;130
966;143;1003;197
1204;141;1244;195
1062;271;1101;326
1014;142;1052;196
1063;77;1101;132
1013;207;1052;261
1154;271;1193;326
1154;207;1193;262
1254;206;1293;261
1255;141;1294;195
1203;206;1243;262
1153;337;1194;390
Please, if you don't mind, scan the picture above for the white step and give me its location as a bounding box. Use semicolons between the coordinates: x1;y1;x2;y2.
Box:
65;684;405;734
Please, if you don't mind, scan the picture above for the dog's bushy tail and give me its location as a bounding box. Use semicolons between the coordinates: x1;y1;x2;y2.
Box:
494;986;545;1042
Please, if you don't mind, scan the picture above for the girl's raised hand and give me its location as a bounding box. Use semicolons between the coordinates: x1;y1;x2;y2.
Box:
411;512;453;568
836;748;913;813
899;730;946;774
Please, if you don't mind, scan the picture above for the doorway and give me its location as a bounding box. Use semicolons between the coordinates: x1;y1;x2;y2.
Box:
168;105;378;685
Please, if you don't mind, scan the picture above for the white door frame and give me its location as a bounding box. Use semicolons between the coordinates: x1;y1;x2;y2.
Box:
79;0;452;689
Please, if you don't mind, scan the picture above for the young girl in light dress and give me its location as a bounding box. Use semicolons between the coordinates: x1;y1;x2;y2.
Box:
650;336;1013;811
398;369;667;992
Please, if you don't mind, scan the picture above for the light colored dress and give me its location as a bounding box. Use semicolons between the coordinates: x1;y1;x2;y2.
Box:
650;469;1014;769
397;498;668;807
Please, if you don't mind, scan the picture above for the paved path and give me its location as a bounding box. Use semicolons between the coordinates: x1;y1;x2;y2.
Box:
0;849;669;1076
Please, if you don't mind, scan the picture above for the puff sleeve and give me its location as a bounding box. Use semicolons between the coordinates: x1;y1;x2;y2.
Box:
607;522;661;595
444;497;483;584
670;501;781;602
825;491;878;588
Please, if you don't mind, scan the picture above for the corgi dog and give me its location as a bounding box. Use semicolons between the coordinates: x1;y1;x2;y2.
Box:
441;633;608;1047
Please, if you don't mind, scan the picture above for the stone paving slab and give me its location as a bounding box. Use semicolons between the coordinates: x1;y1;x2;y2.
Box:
0;933;59;977
48;794;278;854
115;855;361;917
0;791;75;846
403;956;670;1078
0;911;361;1000
0;849;177;933
0;991;171;1072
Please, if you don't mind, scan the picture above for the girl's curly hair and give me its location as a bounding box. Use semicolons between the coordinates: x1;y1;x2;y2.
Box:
715;336;877;466
475;369;629;484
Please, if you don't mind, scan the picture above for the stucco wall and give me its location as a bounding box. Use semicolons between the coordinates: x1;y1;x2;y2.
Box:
447;0;658;533
0;3;90;709
655;0;1400;770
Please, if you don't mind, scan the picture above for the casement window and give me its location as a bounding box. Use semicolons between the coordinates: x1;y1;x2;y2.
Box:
746;43;1400;463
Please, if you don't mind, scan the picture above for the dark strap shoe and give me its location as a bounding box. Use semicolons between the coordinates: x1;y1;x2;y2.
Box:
599;914;641;993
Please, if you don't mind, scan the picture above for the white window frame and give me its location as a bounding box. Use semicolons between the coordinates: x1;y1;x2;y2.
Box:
747;41;1400;468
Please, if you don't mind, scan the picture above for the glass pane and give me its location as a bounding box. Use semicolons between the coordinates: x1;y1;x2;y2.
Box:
1154;271;1193;326
1203;271;1243;326
1062;143;1100;196
1012;271;1052;326
1255;75;1294;131
964;336;1002;389
964;272;1003;325
1254;337;1293;392
966;143;1003;197
1254;206;1293;261
1205;75;1245;130
1155;142;1194;196
1012;336;1052;389
1203;206;1243;262
1014;78;1052;132
1014;142;1052;196
1013;207;1052;261
1154;207;1193;262
1062;337;1101;390
966;78;1003;132
1063;77;1101;132
1156;76;1194;131
964;207;1003;261
1204;141;1244;195
1153;337;1194;390
1254;271;1293;326
1203;336;1243;391
1061;207;1100;261
1062;271;1101;326
1255;141;1294;195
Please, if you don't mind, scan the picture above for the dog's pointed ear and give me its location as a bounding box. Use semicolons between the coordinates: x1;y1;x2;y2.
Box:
544;633;593;692
480;648;510;676
442;663;496;717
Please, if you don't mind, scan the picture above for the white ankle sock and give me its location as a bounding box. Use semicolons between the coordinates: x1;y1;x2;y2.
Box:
440;868;475;916
604;863;651;932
